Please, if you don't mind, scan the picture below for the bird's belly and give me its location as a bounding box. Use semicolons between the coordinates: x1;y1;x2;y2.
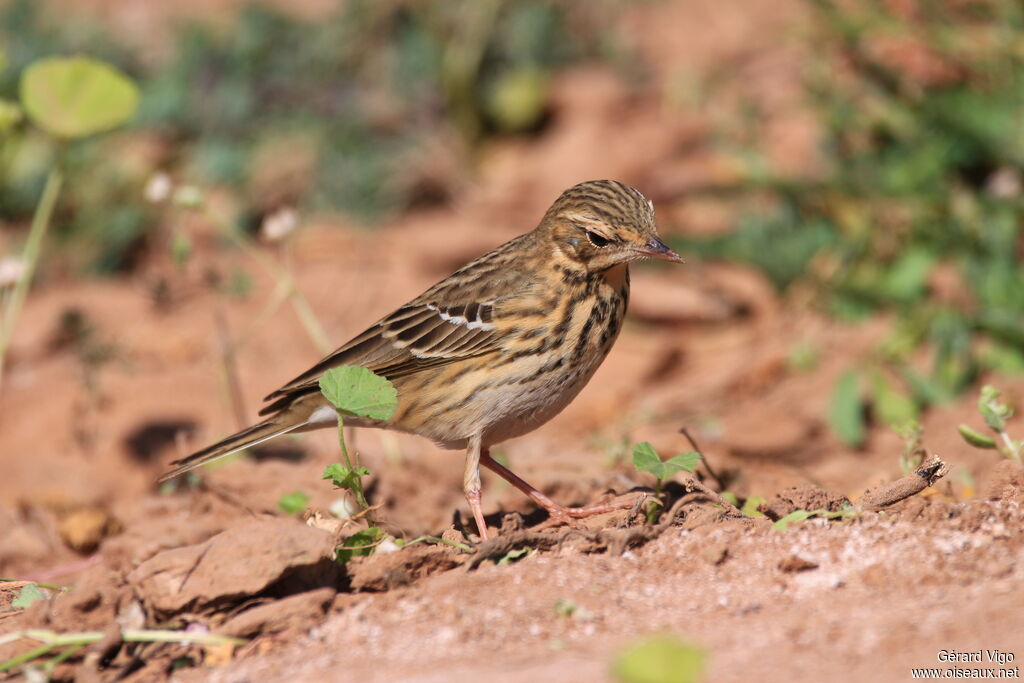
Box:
480;358;602;444
390;347;612;449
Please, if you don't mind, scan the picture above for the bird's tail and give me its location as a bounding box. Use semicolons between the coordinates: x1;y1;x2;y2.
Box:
158;416;307;482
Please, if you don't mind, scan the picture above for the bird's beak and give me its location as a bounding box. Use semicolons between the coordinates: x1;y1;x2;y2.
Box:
637;236;685;263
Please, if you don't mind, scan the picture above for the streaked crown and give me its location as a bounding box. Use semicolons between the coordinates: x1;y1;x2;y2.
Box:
541;180;682;271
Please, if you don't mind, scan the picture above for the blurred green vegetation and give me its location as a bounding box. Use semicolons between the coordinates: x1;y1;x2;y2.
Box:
2;0;1020;426
0;0;616;272
691;0;1024;425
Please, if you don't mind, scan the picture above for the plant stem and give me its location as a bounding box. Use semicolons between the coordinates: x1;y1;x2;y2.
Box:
336;412;373;525
214;308;248;430
0;579;67;592
998;429;1022;463
202;205;331;354
43;643;85;672
0;628;245;671
0;166;63;394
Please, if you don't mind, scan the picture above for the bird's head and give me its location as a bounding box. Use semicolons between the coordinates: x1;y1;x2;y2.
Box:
543;180;683;272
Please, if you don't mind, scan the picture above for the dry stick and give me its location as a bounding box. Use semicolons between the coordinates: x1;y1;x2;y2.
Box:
858;455;949;510
680;427;727;491
679;427;742;514
214;307;248;431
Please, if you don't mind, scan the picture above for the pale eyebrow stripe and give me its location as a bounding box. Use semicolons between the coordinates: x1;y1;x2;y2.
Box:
562;211;606;227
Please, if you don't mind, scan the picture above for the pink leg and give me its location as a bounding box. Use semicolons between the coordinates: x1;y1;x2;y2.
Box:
463;434;490;541
464;488;490;542
481;450;635;524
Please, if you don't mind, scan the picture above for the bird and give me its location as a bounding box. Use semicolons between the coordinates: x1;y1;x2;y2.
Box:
160;180;683;540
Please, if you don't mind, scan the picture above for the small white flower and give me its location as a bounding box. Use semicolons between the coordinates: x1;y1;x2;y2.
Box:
144;173;173;203
0;257;26;287
261;207;300;243
376;538;400;554
329;497;357;519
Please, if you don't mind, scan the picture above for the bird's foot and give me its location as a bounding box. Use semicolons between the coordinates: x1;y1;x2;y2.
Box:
464;488;491;542
529;491;639;525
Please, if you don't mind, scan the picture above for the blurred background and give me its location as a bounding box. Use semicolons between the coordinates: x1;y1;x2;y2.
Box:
0;0;1022;582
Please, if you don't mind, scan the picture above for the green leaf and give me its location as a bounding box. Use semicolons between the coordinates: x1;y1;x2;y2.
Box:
335;527;382;563
740;496;766;518
771;509;813;531
11;583;46;609
881;248;935;303
277;490;310;515
979;385;1012;432
958;424;997;450
611;634;707;683
20;57;139;138
632;443;701;483
829;371;865;448
870;371;917;427
632;442;661;475
319;366;398;421
323;464;370;493
665;452;701;473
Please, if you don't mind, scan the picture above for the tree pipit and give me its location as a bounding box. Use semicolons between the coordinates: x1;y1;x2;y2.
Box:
161;180;683;540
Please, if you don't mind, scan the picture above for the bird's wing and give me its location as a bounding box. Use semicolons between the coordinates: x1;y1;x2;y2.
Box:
260;236;532;413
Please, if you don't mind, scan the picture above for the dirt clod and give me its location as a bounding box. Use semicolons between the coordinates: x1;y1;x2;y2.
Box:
981;459;1024;501
700;542;729;565
58;507;119;553
48;565;130;632
220;587;336;637
348;545;463;592
758;485;850;521
128;518;339;616
778;555;818;572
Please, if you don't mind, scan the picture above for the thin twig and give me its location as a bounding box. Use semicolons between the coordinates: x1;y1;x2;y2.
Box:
214;307;247;431
400;535;473;553
680;427;727;491
344;503;384;526
858;455;949;510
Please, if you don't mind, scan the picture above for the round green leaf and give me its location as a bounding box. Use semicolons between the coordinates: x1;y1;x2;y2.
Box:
319;366;398;421
20;56;139;139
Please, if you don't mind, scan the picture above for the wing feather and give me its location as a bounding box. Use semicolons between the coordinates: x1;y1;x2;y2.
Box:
259;233;533;412
261;295;504;405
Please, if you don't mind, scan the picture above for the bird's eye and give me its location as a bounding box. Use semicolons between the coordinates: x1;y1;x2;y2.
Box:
585;230;611;248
